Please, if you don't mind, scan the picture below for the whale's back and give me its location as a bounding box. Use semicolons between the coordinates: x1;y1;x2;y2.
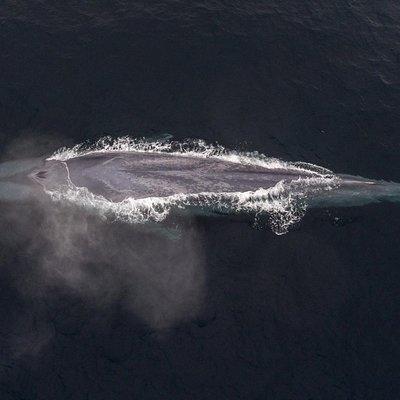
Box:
49;152;317;202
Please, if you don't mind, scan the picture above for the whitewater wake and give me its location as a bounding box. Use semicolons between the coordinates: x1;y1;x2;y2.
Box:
46;136;338;235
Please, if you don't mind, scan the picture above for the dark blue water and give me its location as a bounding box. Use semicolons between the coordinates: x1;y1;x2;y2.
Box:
0;2;399;399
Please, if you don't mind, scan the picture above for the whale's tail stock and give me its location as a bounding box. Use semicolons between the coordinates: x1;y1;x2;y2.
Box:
309;174;400;208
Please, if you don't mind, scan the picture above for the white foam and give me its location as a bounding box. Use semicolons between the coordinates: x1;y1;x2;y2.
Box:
48;136;332;176
46;136;338;235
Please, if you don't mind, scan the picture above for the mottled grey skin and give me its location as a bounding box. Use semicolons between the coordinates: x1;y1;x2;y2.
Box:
30;152;323;202
1;152;399;209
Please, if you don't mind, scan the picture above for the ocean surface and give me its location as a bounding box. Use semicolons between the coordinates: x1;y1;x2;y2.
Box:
0;2;399;399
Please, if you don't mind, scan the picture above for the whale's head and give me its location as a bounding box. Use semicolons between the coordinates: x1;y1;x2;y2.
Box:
0;157;69;202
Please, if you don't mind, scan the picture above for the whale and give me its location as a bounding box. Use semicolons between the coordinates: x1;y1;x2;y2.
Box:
27;151;399;205
31;152;335;202
0;143;399;233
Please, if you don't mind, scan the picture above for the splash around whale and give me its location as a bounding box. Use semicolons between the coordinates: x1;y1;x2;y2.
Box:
1;136;399;234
